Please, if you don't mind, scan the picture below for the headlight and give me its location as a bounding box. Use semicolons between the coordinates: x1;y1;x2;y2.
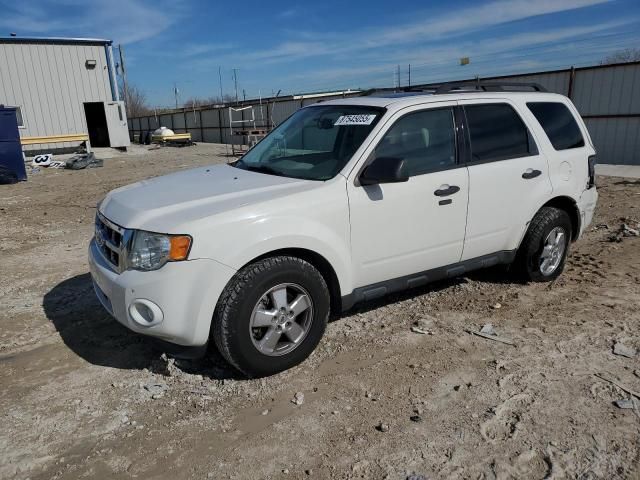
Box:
127;230;192;271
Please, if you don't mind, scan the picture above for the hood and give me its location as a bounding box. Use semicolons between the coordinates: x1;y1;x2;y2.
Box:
99;164;315;232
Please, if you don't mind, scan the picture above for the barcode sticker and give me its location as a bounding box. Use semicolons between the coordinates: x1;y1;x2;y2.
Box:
334;114;377;126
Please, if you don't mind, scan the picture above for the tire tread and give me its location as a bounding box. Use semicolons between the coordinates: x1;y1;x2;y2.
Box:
516;206;571;282
212;256;329;376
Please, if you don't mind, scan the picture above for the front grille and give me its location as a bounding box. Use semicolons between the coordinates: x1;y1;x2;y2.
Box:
95;212;126;271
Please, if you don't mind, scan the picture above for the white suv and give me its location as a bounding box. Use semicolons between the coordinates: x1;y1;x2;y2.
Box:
89;83;598;377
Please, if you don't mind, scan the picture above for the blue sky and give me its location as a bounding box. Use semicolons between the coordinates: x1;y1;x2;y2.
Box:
1;0;639;106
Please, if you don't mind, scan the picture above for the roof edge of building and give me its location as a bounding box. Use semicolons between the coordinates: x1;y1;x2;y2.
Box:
0;36;112;45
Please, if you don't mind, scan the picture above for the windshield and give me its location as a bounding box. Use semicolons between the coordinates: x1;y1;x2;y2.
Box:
234;105;384;181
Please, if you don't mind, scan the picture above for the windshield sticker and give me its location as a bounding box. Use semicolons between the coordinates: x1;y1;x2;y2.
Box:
334;114;377;126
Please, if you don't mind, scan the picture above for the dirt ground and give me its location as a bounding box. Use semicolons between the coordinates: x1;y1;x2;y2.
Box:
1;143;639;480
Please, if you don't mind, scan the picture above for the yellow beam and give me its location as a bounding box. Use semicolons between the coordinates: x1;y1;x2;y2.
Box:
152;133;192;142
21;134;89;145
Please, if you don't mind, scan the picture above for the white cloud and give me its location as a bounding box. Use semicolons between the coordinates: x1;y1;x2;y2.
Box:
283;19;636;91
212;0;614;65
180;43;235;57
0;0;180;44
277;8;299;19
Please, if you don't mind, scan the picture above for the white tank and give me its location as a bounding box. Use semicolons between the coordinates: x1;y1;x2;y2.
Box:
153;127;175;137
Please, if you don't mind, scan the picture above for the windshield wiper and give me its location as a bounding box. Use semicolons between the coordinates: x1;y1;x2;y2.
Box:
244;164;285;177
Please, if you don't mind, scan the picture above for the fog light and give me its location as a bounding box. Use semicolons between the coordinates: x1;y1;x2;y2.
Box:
129;299;163;326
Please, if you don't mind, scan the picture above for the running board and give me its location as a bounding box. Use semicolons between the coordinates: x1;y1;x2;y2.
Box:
341;250;516;311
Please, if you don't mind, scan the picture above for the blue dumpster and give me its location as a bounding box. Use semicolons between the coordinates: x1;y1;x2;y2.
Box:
0;106;27;183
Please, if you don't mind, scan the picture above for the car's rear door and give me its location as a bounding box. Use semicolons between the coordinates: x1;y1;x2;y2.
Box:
458;99;553;261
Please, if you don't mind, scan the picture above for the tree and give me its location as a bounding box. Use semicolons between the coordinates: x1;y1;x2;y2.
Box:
600;48;640;65
120;83;151;118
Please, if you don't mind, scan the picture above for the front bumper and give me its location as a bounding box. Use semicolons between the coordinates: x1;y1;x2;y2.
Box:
88;239;236;346
578;187;598;237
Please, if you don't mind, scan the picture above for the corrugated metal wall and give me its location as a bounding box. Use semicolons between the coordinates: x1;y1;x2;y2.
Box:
0;41;113;152
128;63;640;165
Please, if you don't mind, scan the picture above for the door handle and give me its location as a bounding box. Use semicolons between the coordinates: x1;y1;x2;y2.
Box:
522;169;542;179
434;185;460;197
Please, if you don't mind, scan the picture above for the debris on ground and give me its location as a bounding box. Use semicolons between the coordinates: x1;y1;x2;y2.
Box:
292;392;305;406
594;373;640;399
480;323;496;335
410;326;431;335
409;415;423;423
143;382;169;399
608;220;640;242
492;302;502;309
375;422;390;432
468;325;516;346
151;353;181;376
66;152;103;170
613;342;637;358
614;398;636;409
411;317;434;335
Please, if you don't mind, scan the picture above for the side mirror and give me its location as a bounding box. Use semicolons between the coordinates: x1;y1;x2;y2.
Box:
360;157;409;186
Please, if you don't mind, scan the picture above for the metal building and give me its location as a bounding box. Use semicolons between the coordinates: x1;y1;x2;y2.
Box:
0;36;129;153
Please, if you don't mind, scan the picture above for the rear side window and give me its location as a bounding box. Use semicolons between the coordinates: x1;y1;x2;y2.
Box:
465;104;535;163
527;102;585;150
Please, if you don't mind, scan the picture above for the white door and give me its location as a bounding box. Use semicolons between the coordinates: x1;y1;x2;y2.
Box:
459;100;553;260
104;101;131;148
348;104;469;288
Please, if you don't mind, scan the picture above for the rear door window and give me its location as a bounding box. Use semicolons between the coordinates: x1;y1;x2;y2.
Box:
465;104;536;163
527;102;585;150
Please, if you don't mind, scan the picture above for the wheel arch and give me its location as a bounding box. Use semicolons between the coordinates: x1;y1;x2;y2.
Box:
244;248;343;317
540;196;581;241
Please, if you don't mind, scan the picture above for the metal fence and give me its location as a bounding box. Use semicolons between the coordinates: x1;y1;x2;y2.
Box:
128;61;640;165
128;93;360;147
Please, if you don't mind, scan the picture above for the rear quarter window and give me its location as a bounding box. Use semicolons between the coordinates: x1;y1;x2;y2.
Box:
527;102;585;150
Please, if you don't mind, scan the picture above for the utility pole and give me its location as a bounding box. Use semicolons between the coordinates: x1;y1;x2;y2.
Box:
408;64;411;88
243;89;246;102
397;65;401;89
173;82;179;109
218;66;224;103
232;69;239;104
118;44;128;115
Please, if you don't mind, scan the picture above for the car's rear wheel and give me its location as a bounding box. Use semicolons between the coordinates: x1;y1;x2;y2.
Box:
211;256;330;377
516;207;572;282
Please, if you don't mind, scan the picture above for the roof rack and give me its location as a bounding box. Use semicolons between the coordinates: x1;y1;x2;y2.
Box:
360;81;548;98
432;81;548;94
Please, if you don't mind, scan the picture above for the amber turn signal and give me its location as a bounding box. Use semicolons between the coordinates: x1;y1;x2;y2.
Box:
169;235;192;261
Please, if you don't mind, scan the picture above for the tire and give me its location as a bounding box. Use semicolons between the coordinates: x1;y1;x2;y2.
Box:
211;256;330;377
515;207;572;282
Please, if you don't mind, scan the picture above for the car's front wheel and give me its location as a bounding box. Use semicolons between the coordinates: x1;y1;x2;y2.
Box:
211;256;330;377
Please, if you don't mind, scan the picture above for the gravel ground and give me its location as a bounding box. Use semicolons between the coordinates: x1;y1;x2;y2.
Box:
1;143;639;480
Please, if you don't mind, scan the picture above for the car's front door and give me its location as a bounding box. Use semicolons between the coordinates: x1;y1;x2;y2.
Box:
347;103;469;289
